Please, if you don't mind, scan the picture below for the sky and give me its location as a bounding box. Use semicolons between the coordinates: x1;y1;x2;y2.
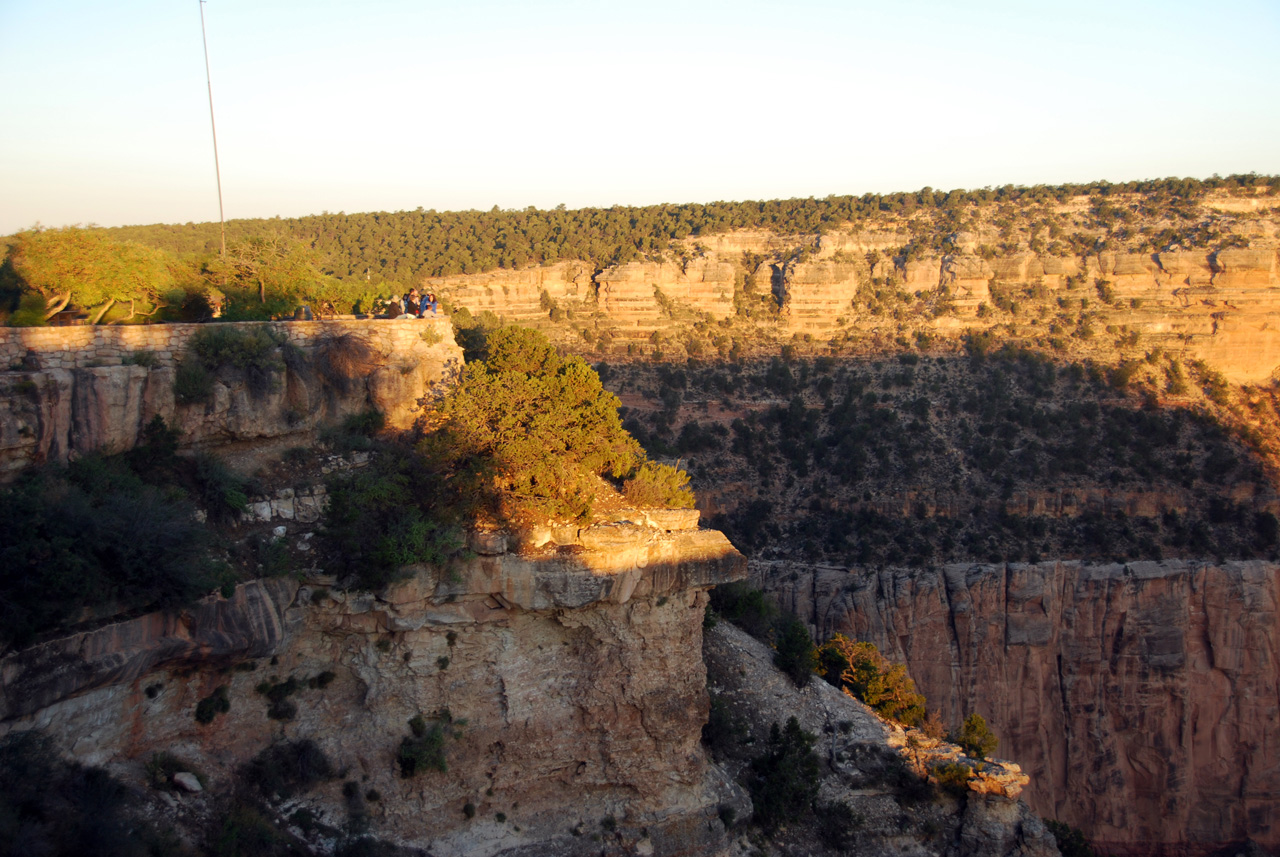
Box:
1;0;1278;235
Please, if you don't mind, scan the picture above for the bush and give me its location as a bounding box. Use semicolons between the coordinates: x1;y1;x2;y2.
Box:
1045;819;1097;857
951;712;998;759
241;739;334;801
772;614;817;688
816;800;863;850
622;461;695;509
931;761;972;796
0;454;215;648
0;731;179;857
178;325;286;401
747;717;820;831
817;634;926;726
708;582;777;640
195;686;231;724
319;442;463;591
398;715;448;777
420;326;644;523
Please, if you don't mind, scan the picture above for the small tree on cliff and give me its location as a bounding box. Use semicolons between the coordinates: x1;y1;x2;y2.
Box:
817;634;926;726
951;712;998;759
421;326;691;522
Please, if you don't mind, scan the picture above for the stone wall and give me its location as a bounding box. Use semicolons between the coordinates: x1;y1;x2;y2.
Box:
0;317;454;371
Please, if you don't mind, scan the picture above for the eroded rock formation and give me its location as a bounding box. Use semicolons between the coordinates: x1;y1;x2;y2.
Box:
1;517;747;856
758;559;1280;856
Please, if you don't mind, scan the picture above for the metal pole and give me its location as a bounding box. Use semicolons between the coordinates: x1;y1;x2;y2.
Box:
199;0;226;257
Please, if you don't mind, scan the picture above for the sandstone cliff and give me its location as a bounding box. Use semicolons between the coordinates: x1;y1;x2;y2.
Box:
1;516;748;856
421;196;1280;383
756;559;1280;856
0;318;463;478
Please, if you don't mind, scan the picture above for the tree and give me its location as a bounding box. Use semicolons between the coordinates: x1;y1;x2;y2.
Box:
817;634;926;726
747;717;820;831
421;327;648;522
6;227;176;323
207;232;332;319
952;712;998;759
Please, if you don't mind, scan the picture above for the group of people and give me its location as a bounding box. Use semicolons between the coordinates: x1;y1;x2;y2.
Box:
397;288;438;318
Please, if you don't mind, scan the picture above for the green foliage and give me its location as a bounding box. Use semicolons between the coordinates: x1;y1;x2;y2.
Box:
191;451;253;522
320;409;386;453
1045;819;1097;857
178;325;286;401
747;717;820;831
815;801;863;850
206;232;334;319
5;226;179;324
398;714;449;777
0;452;215;649
255;676;302;721
931;761;973;796
0;731;179;857
422;326;645;522
772;613;817;688
241;739;335;801
818;634;926;726
195;686;231;724
951;712;999;759
319;442;463;591
708;582;778;640
7;292;49;326
702;693;748;756
622;461;695;509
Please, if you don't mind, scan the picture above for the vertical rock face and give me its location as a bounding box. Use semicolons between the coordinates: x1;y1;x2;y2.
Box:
0;319;463;476
759;559;1280;856
1;524;747;856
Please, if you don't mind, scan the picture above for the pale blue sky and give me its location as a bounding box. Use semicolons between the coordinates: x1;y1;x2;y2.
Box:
2;0;1278;234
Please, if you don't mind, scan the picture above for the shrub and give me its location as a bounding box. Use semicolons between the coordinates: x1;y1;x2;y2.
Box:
772;613;817;688
708;582;777;640
242;739;334;801
398;715;448;777
622;461;695;509
195;686;231;724
0;454;215;648
702;694;747;756
951;712;998;759
1045;819;1097;857
420;326;644;523
192;452;252;522
178;325;286;401
932;761;972;796
816;801;863;850
316;333;377;394
319;442;463;591
817;634;926;726
0;732;171;857
747;717;820;831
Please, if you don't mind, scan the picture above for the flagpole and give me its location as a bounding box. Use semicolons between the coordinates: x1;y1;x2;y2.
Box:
199;0;226;257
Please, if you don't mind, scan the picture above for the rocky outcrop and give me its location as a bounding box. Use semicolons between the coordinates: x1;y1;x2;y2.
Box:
0;319;463;477
1;518;747;856
757;559;1280;857
704;621;1060;857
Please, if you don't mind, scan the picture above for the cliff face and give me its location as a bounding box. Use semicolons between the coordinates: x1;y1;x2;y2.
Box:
423;199;1280;382
758;559;1280;856
0;318;462;477
1;517;748;856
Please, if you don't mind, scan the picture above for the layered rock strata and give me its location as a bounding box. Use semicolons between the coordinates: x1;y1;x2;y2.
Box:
0;318;462;477
423;217;1280;382
1;516;747;856
756;559;1280;856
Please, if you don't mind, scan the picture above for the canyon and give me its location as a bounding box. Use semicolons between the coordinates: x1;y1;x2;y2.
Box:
757;559;1280;856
